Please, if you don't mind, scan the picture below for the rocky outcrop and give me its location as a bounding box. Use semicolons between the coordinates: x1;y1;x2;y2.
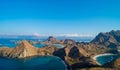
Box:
0;47;13;57
91;30;120;48
47;36;57;42
64;39;76;45
44;36;61;44
38;46;58;55
9;40;38;58
0;30;120;70
53;45;90;64
0;40;58;58
113;58;120;69
45;36;77;45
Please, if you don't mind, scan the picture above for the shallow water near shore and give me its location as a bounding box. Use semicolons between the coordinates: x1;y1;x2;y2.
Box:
0;56;67;70
95;54;120;65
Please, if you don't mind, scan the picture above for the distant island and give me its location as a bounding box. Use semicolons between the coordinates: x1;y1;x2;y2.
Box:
0;30;120;70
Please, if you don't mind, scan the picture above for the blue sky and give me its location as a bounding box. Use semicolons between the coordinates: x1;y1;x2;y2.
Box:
0;0;120;36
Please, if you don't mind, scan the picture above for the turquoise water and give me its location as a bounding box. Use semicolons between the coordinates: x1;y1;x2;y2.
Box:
33;44;63;48
96;54;120;65
0;39;63;48
0;39;66;70
33;44;47;48
0;56;66;70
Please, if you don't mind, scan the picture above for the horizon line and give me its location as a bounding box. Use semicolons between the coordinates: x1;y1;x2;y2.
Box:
0;33;95;37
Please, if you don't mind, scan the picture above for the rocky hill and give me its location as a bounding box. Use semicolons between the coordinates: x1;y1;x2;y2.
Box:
0;40;58;58
0;30;120;70
9;40;38;58
53;45;90;65
113;58;120;69
64;39;76;45
44;36;62;44
91;30;120;48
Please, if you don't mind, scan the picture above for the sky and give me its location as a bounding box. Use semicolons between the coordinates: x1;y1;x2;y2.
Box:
0;0;120;37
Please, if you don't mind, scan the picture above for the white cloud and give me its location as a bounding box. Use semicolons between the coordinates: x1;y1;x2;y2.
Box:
32;33;94;37
64;34;79;37
79;34;94;37
33;33;40;36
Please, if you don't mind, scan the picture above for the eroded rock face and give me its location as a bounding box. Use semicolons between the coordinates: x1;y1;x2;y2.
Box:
68;46;81;58
0;47;13;57
38;46;58;55
9;40;38;58
53;45;89;63
91;30;120;48
113;58;120;69
0;40;58;58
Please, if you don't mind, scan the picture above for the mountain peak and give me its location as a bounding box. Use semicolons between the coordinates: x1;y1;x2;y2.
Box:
0;40;58;58
91;30;120;48
8;40;38;58
19;40;35;48
47;36;56;41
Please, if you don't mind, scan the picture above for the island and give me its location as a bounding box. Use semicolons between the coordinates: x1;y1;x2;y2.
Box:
0;30;120;70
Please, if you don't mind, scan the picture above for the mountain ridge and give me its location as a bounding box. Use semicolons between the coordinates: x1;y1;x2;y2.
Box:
91;30;120;48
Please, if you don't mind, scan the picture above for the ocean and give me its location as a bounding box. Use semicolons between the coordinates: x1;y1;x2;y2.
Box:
0;56;66;70
0;37;92;70
0;37;93;48
95;54;120;65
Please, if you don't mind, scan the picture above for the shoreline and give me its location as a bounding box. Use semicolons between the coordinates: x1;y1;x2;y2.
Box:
93;53;117;65
93;53;116;60
52;44;65;48
54;56;71;70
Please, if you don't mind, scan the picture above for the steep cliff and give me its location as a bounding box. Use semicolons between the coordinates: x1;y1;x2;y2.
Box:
91;30;120;48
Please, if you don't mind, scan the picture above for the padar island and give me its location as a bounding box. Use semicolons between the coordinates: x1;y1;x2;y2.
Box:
0;30;120;70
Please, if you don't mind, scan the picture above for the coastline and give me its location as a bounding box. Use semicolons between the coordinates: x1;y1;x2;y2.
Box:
55;56;70;70
52;44;65;48
93;53;117;65
93;53;116;60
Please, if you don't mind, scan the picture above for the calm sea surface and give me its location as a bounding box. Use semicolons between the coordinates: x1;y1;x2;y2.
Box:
0;38;92;70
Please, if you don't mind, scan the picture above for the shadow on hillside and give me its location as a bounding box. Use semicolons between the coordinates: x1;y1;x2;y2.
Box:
71;62;111;70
